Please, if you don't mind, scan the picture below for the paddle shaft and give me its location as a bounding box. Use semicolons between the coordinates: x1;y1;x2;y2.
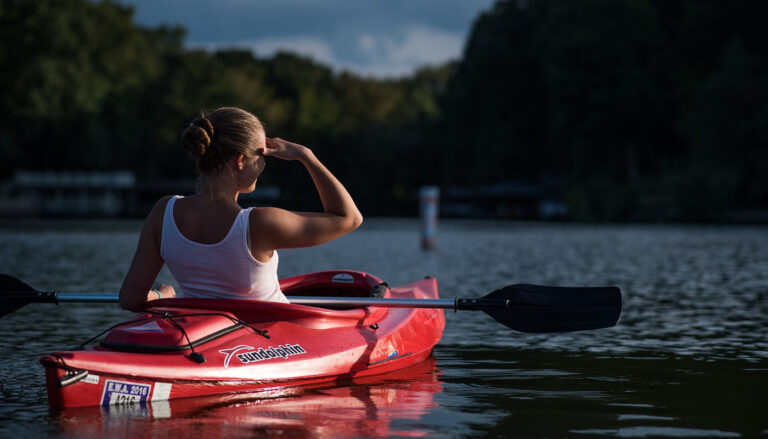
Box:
291;297;507;310
2;273;621;332
5;290;507;310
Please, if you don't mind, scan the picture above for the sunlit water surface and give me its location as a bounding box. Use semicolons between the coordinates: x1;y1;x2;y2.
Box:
1;219;766;438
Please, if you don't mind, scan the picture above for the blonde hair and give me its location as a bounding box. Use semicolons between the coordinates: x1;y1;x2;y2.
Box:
180;107;264;175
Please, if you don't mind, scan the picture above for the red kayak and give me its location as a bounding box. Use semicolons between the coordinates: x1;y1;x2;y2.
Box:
40;270;445;408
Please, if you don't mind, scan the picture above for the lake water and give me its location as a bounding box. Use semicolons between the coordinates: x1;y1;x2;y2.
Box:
0;219;766;438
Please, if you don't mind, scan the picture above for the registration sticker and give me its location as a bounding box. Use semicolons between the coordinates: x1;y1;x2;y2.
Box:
82;373;100;385
101;379;151;406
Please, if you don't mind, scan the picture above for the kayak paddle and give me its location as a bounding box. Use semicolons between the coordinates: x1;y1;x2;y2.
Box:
0;274;621;333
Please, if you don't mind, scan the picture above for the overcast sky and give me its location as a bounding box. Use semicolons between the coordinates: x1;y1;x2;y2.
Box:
118;0;497;78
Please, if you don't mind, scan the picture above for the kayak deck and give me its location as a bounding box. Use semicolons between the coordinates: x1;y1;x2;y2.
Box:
40;271;445;408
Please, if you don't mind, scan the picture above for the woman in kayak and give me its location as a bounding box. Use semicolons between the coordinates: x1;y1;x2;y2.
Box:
119;107;363;311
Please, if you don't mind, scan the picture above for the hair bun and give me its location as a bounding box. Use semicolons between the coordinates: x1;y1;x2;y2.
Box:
180;115;215;158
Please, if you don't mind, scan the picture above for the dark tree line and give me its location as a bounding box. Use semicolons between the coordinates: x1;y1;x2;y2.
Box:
437;0;768;221
1;0;766;221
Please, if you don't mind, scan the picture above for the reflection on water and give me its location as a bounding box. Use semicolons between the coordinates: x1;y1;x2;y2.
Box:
51;359;442;439
1;219;767;437
436;348;766;438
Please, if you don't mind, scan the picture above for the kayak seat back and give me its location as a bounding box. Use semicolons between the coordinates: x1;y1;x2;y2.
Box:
280;270;390;299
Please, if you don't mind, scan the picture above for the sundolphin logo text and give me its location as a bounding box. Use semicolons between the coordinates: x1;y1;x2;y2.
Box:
236;344;307;364
219;345;255;368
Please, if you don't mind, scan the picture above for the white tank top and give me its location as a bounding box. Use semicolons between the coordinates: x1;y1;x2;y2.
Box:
160;196;288;302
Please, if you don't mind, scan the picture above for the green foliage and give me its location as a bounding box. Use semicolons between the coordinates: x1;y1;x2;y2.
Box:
437;0;768;221
1;0;766;220
0;0;164;172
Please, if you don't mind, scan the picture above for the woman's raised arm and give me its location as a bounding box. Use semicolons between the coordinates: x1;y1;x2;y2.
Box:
251;138;362;250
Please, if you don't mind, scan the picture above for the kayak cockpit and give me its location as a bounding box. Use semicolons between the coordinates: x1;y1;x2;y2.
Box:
128;271;392;333
279;270;390;300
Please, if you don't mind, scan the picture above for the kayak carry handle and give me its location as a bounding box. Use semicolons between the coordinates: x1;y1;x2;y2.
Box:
59;370;88;388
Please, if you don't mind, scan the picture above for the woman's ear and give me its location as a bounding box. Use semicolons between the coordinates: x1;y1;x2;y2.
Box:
235;154;246;171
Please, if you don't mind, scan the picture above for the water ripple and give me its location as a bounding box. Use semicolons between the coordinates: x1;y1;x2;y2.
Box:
1;220;767;437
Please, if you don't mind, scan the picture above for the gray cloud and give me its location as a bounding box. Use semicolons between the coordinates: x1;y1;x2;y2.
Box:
120;0;495;77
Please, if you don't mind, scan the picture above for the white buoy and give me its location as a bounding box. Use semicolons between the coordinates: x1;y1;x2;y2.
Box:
419;186;440;249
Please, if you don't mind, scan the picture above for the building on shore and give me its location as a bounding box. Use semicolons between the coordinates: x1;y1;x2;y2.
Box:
440;182;568;220
0;171;136;217
0;171;280;218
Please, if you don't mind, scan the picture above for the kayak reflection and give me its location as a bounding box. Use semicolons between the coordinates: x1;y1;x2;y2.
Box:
53;357;442;438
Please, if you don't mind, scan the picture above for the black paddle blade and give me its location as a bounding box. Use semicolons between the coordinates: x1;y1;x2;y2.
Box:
0;274;39;317
481;284;622;333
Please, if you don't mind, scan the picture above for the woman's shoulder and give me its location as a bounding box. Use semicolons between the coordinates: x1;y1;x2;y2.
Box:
136;196;178;245
151;195;177;215
157;194;178;204
248;206;281;226
248;207;299;240
144;195;177;225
